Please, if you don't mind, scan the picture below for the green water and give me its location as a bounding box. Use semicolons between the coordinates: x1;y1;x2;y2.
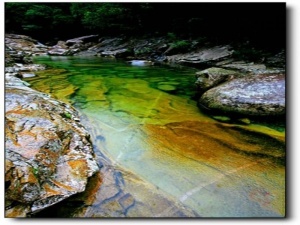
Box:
28;56;285;217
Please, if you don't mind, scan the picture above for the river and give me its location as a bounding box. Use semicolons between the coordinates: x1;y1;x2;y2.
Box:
26;56;285;217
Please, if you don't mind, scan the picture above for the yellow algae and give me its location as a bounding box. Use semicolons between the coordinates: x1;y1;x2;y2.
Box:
29;56;285;217
143;121;285;216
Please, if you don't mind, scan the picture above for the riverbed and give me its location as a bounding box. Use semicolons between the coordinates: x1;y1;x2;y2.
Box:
26;56;285;217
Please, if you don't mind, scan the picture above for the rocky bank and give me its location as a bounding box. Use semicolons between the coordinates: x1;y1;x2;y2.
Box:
32;33;285;119
5;34;201;217
5;36;100;217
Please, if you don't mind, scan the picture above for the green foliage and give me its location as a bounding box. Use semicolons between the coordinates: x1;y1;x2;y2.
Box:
79;3;129;33
167;32;177;41
232;47;265;62
170;40;190;49
166;32;191;54
5;2;285;52
135;47;152;56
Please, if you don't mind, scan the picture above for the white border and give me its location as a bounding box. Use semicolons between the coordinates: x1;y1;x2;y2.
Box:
1;0;299;224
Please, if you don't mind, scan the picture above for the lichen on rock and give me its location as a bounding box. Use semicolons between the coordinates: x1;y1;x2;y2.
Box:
199;74;285;116
5;79;99;217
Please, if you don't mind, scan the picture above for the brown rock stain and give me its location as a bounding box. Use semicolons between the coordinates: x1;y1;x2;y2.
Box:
144;120;285;215
68;160;88;177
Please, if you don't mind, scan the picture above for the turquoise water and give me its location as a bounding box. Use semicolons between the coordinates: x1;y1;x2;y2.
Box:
27;56;285;217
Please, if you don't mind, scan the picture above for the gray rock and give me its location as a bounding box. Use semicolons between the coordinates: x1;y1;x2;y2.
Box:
66;35;99;46
48;48;71;56
195;67;241;93
221;61;285;75
167;45;234;66
128;60;154;66
199;74;285;116
5;86;99;216
100;48;133;58
20;73;36;78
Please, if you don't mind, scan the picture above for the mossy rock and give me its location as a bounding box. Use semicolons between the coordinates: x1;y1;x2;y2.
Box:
157;84;177;92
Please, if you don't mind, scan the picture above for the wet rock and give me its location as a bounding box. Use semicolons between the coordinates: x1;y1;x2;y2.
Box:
145;120;285;216
237;118;251;125
6;63;46;80
5;84;99;217
212;115;231;123
195;67;241;93
156;81;180;93
157;84;177;92
167;45;234;67
199;74;285;116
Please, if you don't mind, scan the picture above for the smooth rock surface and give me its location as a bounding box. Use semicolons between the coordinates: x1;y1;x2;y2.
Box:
167;45;234;67
195;67;241;93
199;74;285;116
100;48;133;58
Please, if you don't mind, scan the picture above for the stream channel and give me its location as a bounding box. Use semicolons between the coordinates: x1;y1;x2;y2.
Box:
26;56;285;217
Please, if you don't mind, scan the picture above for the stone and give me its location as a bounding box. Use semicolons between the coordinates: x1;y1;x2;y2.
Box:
167;45;234;67
237;118;251;125
66;35;99;46
221;61;285;75
199;74;285;116
157;84;177;92
129;60;154;66
212;115;231;123
5;34;48;58
20;73;36;78
195;67;241;93
100;48;133;58
48;48;71;56
5;84;99;217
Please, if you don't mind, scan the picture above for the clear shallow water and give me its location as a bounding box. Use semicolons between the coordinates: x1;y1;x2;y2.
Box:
28;56;285;217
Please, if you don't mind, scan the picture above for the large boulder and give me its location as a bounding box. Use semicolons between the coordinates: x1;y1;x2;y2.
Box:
167;45;234;67
199;74;285;116
5;83;99;217
66;35;99;46
195;67;242;94
5;34;49;57
48;36;99;56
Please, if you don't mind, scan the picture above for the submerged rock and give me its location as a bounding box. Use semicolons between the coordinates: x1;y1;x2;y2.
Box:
5;84;99;217
199;74;285;116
